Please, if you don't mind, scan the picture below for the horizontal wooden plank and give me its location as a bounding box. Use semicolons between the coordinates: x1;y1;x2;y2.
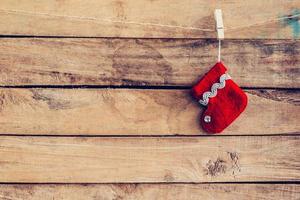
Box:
0;0;299;39
0;38;299;88
0;184;299;200
0;136;299;183
0;89;299;136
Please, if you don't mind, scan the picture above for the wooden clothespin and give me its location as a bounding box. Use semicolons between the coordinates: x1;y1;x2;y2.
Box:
214;9;224;40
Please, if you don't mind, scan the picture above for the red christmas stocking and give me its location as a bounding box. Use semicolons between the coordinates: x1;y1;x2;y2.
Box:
191;62;247;133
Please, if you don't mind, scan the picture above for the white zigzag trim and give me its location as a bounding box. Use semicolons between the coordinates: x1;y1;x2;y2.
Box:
199;73;231;106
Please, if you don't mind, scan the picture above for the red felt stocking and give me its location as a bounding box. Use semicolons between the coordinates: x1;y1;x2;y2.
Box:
191;62;247;133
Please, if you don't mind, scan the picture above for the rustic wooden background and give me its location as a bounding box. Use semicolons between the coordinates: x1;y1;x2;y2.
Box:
0;0;299;199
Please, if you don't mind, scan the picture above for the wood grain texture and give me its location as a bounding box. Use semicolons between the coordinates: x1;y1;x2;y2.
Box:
0;38;299;88
0;88;299;136
0;0;299;39
0;184;299;200
0;136;299;183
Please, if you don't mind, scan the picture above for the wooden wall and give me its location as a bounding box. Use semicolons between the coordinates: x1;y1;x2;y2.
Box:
0;0;299;199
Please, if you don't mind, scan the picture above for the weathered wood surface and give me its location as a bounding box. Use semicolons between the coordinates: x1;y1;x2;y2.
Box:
0;38;299;88
0;136;299;183
0;88;298;136
0;184;299;200
0;0;299;39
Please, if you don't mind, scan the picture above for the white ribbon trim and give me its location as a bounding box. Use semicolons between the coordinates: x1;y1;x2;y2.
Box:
199;73;231;106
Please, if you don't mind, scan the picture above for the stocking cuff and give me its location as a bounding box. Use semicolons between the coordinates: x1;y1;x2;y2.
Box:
191;62;229;105
199;73;231;106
